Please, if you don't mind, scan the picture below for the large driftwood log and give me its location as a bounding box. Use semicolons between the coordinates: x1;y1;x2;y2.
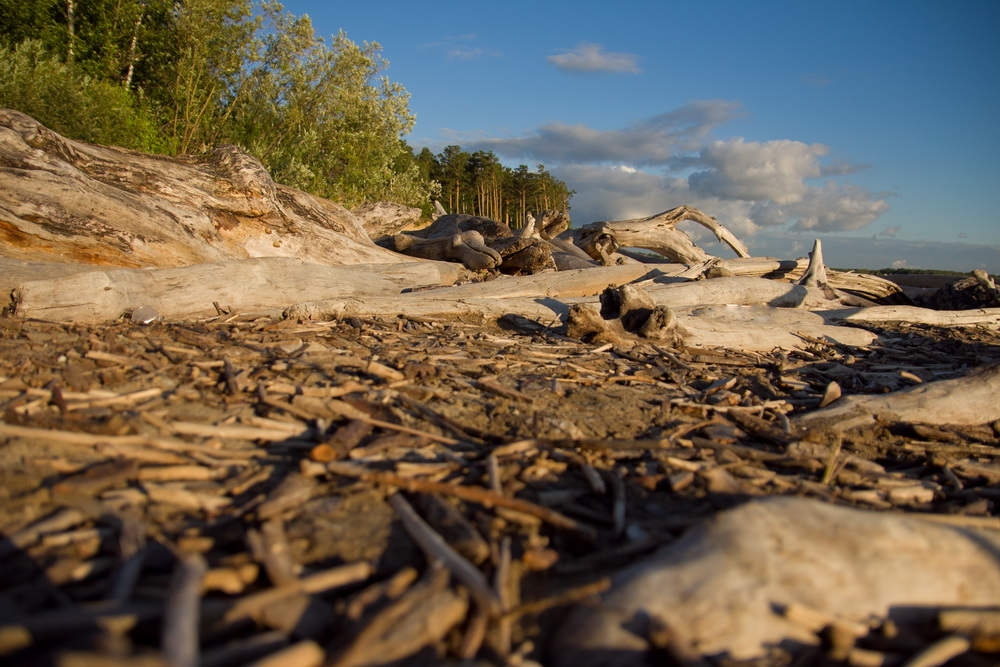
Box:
8;257;466;322
0;109;407;268
564;205;752;265
350;201;424;239
795;363;1000;430
553;496;1000;665
388;213;556;274
285;273;880;351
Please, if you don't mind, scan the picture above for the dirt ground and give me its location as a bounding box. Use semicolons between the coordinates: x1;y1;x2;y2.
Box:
0;311;998;666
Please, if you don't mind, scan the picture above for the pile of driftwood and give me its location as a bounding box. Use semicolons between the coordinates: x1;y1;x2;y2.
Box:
1;316;999;666
2;109;1000;666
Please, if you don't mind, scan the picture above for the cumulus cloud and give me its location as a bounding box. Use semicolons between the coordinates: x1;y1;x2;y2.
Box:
547;42;640;73
891;259;908;268
879;226;901;238
689;138;826;204
750;183;891;232
464;100;743;166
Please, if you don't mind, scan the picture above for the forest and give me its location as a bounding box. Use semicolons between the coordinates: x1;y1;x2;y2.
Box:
0;0;572;224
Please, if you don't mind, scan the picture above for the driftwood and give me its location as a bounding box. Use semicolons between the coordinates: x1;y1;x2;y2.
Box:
1;310;999;666
564;205;752;265
795;363;1000;431
350;201;423;239
388;213;557;275
554;496;1000;665
7;257;466;322
0;109;409;268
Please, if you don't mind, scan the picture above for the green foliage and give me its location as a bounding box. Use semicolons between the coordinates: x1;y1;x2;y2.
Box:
225;7;432;206
0;0;435;208
427;145;574;227
0;39;168;151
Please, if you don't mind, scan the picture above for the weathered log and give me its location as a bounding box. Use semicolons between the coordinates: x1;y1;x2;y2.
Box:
567;205;752;265
388;230;502;270
0;109;401;268
553;496;1000;665
287;296;877;351
797;238;829;288
8;257;466;322
795;363;1000;430
641;275;858;309
825;305;1000;327
350;201;424;239
390;213;557;274
489;236;557;274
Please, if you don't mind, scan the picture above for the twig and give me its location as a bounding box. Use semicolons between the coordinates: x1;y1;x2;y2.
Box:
224;561;373;623
389;493;501;616
501;577;611;621
162;552;207;667
246;639;324;667
901;634;971;667
327;461;597;540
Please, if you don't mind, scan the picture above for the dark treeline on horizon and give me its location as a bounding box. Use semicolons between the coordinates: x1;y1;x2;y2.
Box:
0;0;575;221
412;145;574;228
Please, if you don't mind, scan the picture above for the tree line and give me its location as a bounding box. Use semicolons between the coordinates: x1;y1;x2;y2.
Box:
415;146;574;227
0;0;574;222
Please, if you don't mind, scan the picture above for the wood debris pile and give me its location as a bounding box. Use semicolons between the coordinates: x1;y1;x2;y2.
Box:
1;312;999;666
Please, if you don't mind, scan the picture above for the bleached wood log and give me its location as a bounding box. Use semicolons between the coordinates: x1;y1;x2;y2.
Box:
388;230;502;270
553;496;1000;665
8;257;466;322
570;205;752;264
286;290;877;351
794;363;1000;430
824;305;1000;327
797;239;829;288
350;201;424;239
0;109;403;268
673;304;877;349
972;269;1000;306
641;276;854;309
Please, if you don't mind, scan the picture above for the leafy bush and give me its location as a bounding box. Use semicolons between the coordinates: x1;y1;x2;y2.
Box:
0;39;169;152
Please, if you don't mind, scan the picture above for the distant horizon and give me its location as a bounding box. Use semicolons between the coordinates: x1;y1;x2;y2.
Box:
283;0;999;274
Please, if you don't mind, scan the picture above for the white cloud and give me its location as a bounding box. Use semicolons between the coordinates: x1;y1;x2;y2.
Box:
879;226;901;238
463;100;743;166
750;183;891;232
547;42;640;74
689;138;826;204
891;259;908;268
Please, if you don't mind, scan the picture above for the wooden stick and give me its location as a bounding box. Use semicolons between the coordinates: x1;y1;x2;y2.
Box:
501;577;611;621
327;461;597;540
223;561;373;623
389;494;501;616
162;552;207;667
901;634;972;667
246;640;324;667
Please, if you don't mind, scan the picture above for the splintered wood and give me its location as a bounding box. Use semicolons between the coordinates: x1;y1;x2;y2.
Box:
1;313;999;666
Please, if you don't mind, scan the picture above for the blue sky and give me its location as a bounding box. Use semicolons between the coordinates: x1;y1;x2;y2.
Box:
282;0;999;272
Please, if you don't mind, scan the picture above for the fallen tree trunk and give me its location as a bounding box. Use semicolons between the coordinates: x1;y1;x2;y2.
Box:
8;257;466;322
825;305;1000;327
794;363;1000;430
0;109;406;268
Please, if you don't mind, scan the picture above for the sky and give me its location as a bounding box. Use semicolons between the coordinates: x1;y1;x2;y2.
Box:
282;0;1000;273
